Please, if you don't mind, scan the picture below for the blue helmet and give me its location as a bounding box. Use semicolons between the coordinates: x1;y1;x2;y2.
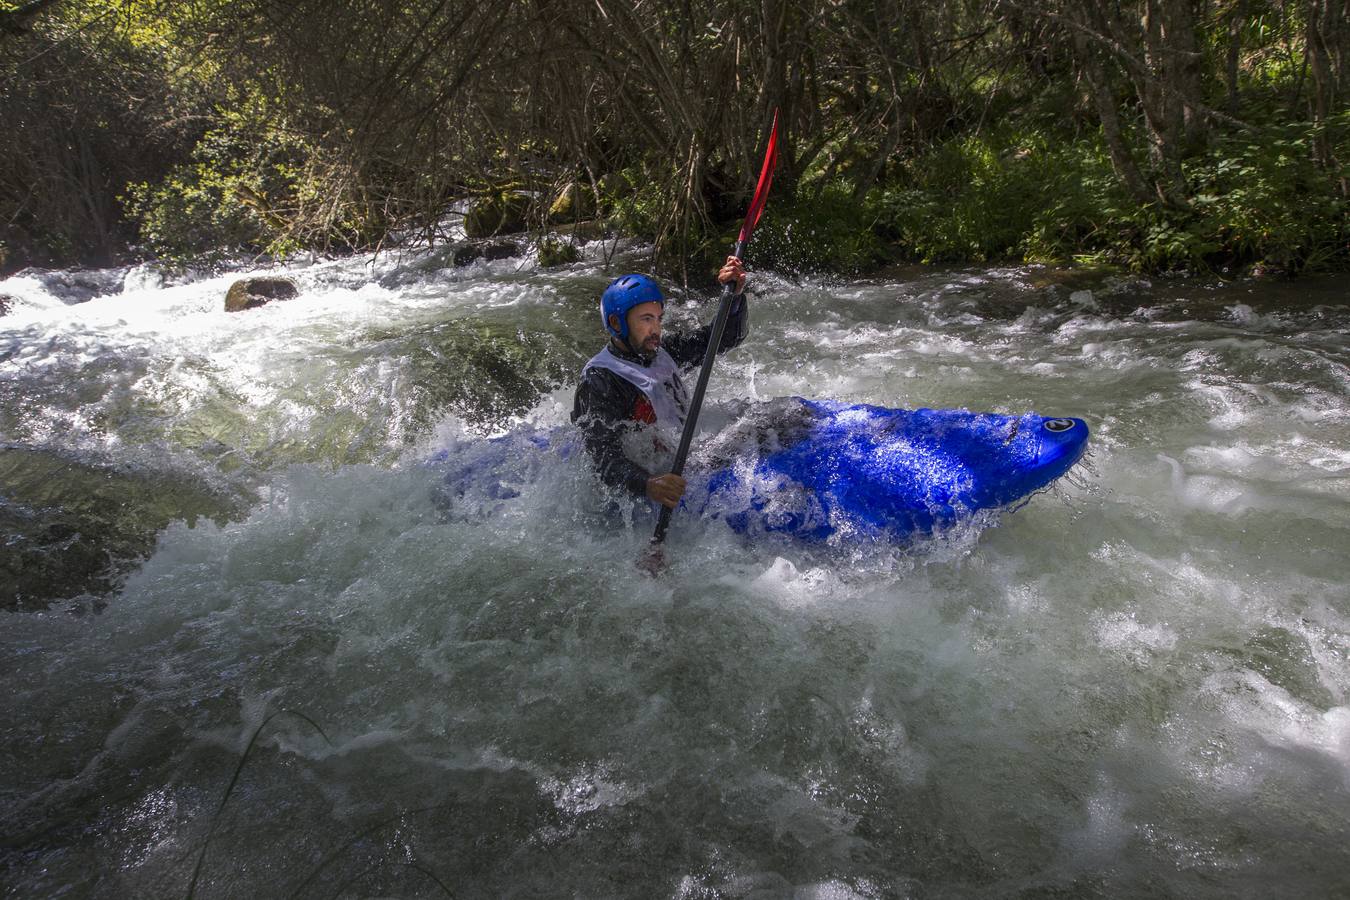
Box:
601;274;664;340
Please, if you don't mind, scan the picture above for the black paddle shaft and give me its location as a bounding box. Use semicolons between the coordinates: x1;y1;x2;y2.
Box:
650;240;747;545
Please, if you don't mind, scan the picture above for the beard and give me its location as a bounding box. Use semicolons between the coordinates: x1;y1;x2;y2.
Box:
636;334;660;360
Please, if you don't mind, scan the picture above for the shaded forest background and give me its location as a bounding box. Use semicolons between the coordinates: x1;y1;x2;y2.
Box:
1;0;1347;278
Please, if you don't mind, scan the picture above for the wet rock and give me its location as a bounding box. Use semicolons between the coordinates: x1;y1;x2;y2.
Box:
373;241;523;287
464;190;532;238
448;244;477;266
450;240;522;266
551;221;607;243
1024;266;1120;292
0;293;12;316
482;240;522;261
15;267;125;304
547;182;595;223
538;238;580;268
0;446;238;610
224;277;298;312
1250;257;1295;280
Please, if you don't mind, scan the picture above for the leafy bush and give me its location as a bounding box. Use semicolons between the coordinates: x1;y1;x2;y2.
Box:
872;130;1119;265
123;95;311;265
1175;116;1349;272
605;167;667;244
750;181;887;274
870;119;1349;274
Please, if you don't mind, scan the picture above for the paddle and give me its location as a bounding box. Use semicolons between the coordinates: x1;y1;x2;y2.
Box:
645;108;780;565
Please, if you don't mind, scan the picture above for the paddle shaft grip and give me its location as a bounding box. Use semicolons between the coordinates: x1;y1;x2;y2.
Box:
650;241;746;545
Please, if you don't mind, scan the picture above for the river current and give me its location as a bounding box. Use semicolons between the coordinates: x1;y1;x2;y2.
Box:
1;242;1347;898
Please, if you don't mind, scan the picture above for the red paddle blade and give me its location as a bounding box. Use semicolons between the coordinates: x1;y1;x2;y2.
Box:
738;108;780;245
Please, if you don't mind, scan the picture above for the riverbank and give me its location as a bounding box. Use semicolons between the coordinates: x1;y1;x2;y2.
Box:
677;117;1350;280
11;121;1345;286
4;3;1347;284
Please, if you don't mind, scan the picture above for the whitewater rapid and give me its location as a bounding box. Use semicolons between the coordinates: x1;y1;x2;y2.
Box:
1;244;1347;897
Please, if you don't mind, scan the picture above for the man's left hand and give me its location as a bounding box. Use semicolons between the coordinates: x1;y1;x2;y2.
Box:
718;256;747;295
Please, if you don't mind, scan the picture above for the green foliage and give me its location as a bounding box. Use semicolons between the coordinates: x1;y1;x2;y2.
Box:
122;95;311;265
1107;117;1350;273
0;0;210;269
123;163;261;266
5;0;1347;278
605;168;666;243
873;131;1117;265
751;182;887;274
870;120;1349;275
1173;117;1350;272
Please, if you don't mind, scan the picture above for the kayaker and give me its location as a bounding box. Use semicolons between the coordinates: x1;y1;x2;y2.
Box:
571;257;749;509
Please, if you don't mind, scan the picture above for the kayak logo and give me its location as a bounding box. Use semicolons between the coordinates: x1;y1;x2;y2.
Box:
1044;418;1076;433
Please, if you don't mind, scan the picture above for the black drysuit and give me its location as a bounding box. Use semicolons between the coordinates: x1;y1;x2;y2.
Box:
570;296;748;497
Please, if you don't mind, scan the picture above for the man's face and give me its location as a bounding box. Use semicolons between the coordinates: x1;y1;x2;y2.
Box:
624;301;663;355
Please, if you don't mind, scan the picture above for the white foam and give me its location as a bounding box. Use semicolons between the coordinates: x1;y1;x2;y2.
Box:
1093;611;1178;658
1203;669;1350;780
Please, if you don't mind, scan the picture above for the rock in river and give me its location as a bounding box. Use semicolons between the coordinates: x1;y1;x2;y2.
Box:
224;277;298;312
464;191;532;238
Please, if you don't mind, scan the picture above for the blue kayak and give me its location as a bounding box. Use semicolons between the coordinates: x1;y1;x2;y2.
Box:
691;398;1088;541
435;397;1089;543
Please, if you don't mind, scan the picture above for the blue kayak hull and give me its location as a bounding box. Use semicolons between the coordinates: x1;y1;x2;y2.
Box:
693;399;1088;541
436;398;1089;543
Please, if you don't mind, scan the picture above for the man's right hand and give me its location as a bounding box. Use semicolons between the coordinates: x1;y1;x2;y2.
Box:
646;473;687;509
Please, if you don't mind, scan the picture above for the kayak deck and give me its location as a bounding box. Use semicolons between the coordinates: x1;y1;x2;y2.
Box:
695;399;1089;540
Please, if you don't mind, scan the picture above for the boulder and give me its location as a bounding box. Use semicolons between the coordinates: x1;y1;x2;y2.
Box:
538;238;580;268
481;239;523;262
449;239;522;266
21;268;123;304
551;220;607;243
224;277;298;312
464;190;532;238
598;171;636;199
0;444;233;611
547;182;596;223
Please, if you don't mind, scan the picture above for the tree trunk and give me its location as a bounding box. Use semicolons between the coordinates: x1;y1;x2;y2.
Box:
1071;22;1155;205
1306;0;1347;194
1165;0;1207;152
1132;0;1192;207
1227;0;1245;113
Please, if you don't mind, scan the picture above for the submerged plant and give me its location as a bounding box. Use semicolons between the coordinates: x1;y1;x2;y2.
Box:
186;709;331;900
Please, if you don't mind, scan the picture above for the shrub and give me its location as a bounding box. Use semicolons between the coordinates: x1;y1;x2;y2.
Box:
122;94;312;265
870;119;1349;274
1177;116;1349;273
750;181;887;274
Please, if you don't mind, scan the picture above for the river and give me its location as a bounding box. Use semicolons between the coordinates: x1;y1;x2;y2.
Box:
1;242;1347;898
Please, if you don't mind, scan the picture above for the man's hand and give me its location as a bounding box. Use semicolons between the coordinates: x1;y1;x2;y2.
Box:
646;473;687;509
717;255;747;294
